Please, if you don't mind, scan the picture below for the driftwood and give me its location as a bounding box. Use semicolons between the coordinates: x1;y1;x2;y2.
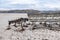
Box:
7;18;28;31
6;18;60;31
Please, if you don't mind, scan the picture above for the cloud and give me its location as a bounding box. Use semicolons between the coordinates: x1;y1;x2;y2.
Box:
0;0;40;10
8;0;38;4
0;0;60;10
44;4;60;8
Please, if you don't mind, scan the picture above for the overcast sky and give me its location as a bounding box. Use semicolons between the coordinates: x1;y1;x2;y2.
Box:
0;0;60;10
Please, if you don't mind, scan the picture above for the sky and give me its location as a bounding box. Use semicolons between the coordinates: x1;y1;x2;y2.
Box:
0;0;60;10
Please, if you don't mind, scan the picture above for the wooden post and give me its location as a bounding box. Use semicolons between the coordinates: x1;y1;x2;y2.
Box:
6;22;11;30
20;21;24;31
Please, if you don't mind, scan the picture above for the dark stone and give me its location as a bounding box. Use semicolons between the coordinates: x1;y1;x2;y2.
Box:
6;27;11;30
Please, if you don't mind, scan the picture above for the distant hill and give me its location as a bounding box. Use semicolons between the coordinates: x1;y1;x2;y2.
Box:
0;9;40;13
0;9;60;14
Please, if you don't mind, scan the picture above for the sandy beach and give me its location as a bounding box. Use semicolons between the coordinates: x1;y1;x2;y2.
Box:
0;13;60;40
